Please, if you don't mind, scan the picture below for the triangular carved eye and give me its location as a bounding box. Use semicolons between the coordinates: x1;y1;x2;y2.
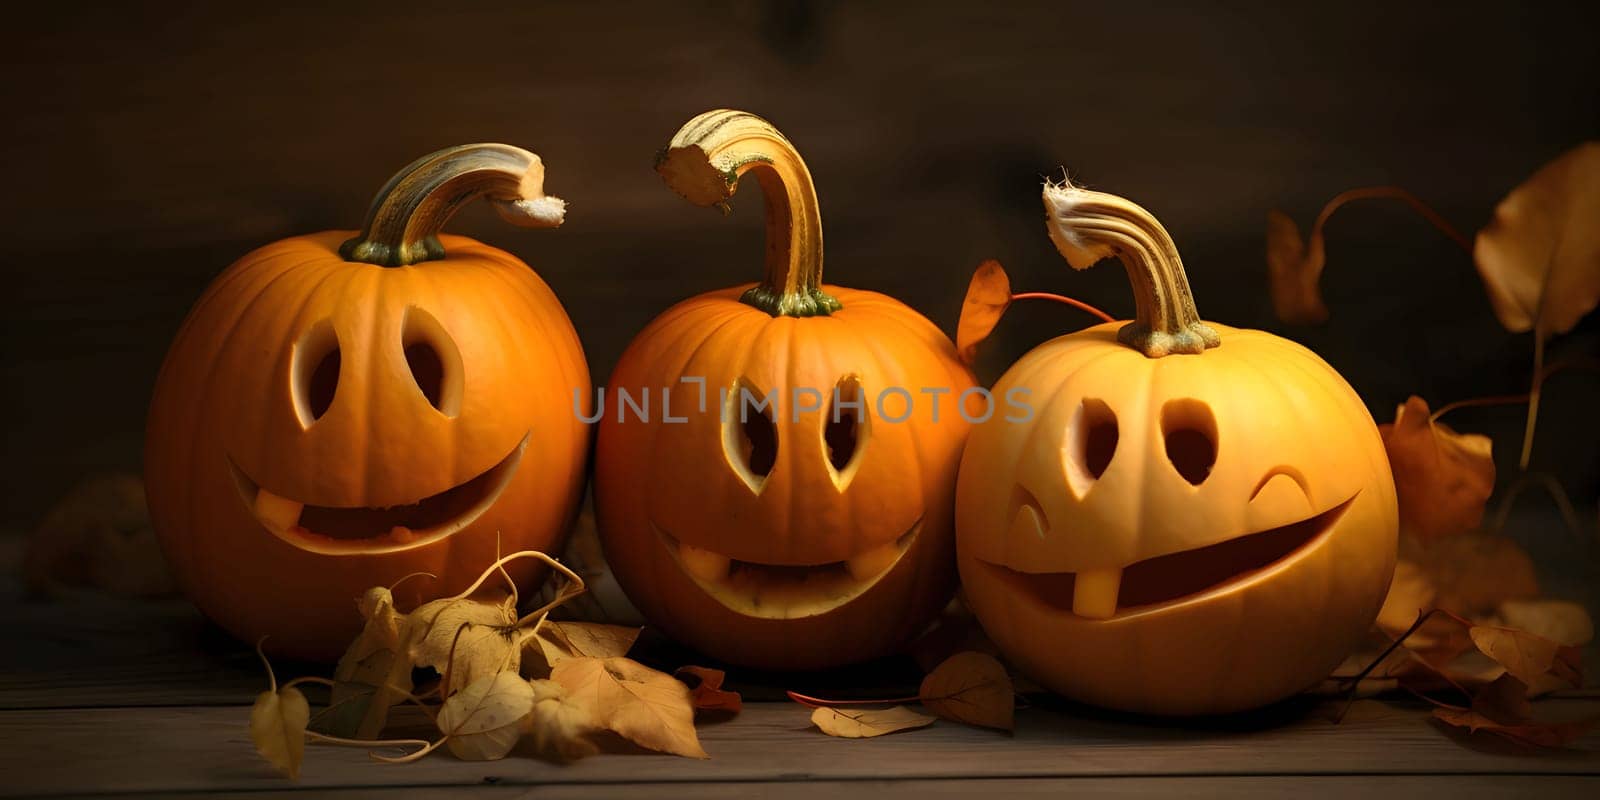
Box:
824;375;869;490
723;380;777;493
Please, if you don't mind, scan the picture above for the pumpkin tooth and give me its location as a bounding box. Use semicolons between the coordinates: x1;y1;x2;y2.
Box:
844;542;901;581
253;489;304;532
1072;567;1122;619
678;543;732;582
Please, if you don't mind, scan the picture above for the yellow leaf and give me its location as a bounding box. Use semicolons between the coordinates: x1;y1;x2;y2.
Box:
1469;624;1583;689
810;705;936;738
250;686;309;779
437;672;534;761
1379;396;1495;542
407;591;525;694
1475;141;1600;337
1265;209;1329;324
533;621;641;670
918;651;1014;731
1494;599;1595;647
1375;558;1437;636
523;679;599;761
551;656;708;758
954;260;1012;365
318;587;414;739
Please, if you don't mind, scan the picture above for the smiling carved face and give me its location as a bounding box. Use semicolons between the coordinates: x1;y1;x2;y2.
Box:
956;322;1398;715
596;285;974;670
146;232;590;660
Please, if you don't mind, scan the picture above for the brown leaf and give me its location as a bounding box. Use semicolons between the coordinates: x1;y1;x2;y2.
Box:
1375;558;1437;637
436;672;534;761
523;679;598;762
532;621;641;670
317;587;414;739
1469;624;1583;689
1471;673;1533;724
955;260;1012;365
1474;141;1600;337
1379;396;1495;542
23;473;174;598
1493;599;1595;647
1433;706;1598;748
407;591;525;694
675;666;743;715
551;656;708;758
1265;209;1329;324
918;651;1014;731
810;705;936;739
1421;531;1540;615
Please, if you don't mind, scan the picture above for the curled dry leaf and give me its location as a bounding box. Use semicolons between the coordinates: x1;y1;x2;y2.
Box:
1265;209;1329;324
408;591;525;694
675;666;742;715
523;679;598;761
810;705;936;739
1433;706;1598;748
319;586;414;739
1493;599;1595;647
955;260;1012;365
551;656;708;758
437;671;535;761
532;621;641;671
1379;396;1495;542
249;646;309;780
918;651;1014;731
1474;142;1600;337
1468;624;1582;690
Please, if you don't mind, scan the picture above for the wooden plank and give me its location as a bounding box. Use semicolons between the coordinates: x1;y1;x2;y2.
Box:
2;702;1596;797
96;776;1600;800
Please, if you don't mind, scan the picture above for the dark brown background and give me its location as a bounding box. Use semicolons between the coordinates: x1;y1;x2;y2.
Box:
3;0;1597;540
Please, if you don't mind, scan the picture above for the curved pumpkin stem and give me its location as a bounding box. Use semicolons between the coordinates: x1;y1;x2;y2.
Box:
655;110;839;317
340;144;566;267
1042;179;1219;358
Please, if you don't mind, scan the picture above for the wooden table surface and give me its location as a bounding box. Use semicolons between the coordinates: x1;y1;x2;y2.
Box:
3;558;1597;800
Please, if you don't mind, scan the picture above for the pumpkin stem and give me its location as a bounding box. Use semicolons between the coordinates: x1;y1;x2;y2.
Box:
1042;178;1220;357
340;144;565;267
655;110;839;317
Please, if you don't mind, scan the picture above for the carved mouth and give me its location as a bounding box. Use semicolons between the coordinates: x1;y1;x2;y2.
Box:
656;519;921;619
982;495;1355;619
229;434;527;555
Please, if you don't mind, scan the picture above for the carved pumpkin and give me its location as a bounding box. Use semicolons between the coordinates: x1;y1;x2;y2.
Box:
595;111;975;669
145;145;591;660
956;181;1398;714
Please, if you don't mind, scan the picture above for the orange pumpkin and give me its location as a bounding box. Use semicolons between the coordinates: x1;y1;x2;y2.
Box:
955;181;1398;714
595;111;975;669
145;145;591;660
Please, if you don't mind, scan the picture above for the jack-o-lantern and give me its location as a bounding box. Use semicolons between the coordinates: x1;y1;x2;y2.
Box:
956;181;1398;714
145;145;591;660
595;111;975;669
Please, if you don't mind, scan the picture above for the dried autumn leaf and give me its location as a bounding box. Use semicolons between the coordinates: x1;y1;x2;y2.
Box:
1469;624;1582;689
810;705;936;739
955;260;1012;365
1375;558;1437;637
675;666;743;715
523;679;598;761
552;656;708;758
1494;599;1595;647
249;647;309;780
1265;209;1329;324
533;621;641;670
437;671;535;761
318;586;414;739
408;591;525;694
1421;531;1540;615
1471;673;1533;724
919;651;1014;731
1379;396;1495;542
1474;141;1600;337
1433;705;1598;748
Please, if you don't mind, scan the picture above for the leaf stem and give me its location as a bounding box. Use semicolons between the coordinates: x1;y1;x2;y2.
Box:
786;690;921;708
255;636;277;694
1009;292;1116;324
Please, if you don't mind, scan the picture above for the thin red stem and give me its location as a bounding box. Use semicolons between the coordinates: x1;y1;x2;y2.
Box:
785;690;920;709
1010;292;1116;324
1312;186;1471;253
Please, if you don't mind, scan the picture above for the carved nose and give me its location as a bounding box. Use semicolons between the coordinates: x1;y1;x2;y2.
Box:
1247;468;1314;531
